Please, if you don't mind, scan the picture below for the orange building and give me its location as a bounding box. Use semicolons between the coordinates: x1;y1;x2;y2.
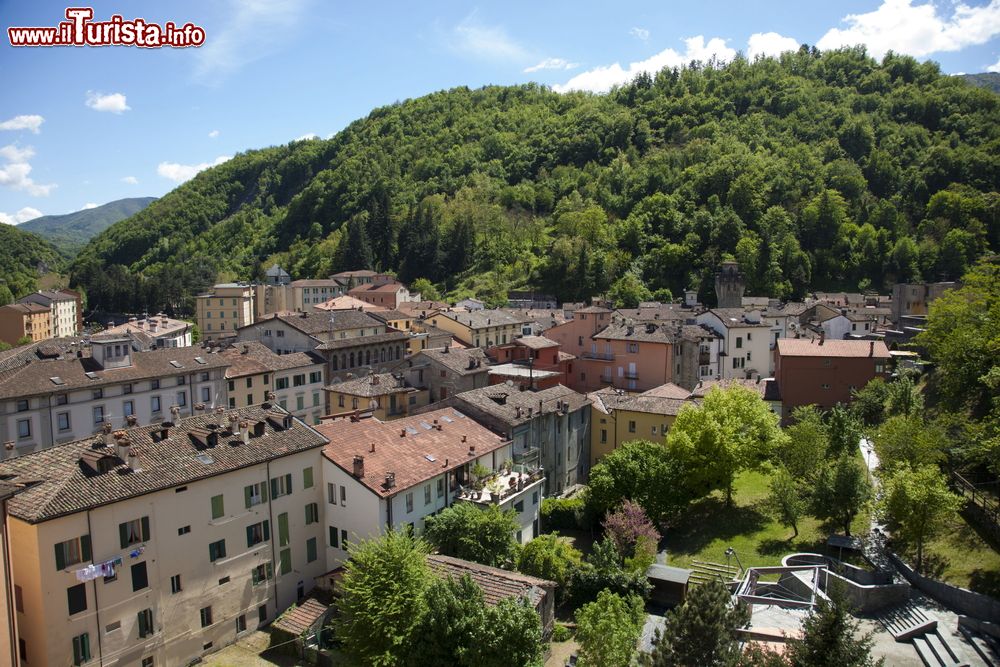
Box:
0;303;50;346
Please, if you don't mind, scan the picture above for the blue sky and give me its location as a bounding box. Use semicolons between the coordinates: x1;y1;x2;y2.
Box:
1;0;999;224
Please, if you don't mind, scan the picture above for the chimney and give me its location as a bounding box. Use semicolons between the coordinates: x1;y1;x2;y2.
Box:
869;341;875;357
241;424;250;445
372;375;380;386
401;428;407;437
353;455;365;478
126;414;138;427
170;405;182;421
370;442;376;453
115;433;129;460
443;457;449;467
515;406;522;418
819;331;825;345
468;444;476;456
384;471;396;489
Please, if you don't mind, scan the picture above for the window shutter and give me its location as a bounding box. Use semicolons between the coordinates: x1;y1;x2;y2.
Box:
244;486;252;509
303;467;313;489
140;516;150;542
262;481;269;502
246;526;254;548
263;520;270;542
304;505;310;523
270;478;278;499
329;526;338;548
119;522;128;549
211;495;224;519
80;535;92;562
266;561;273;579
55;543;66;571
285;473;292;493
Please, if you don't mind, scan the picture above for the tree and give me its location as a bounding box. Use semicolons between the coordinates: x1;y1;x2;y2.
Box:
785;589;884;667
587;440;688;524
466;596;543;667
881;464;963;573
826;405;863;458
0;284;12;306
424;503;520;568
767;466;806;538
189;322;201;344
776;406;829;481
575;591;645;667
667;386;787;506
408;575;486;666
648;579;751;667
409;277;441;302
873;414;946;473
811;455;870;537
339;213;375;270
334;531;430;666
569;538;651;608
516;534;583;602
602;500;661;567
884;375;923;417
607;271;652;308
850;378;889;428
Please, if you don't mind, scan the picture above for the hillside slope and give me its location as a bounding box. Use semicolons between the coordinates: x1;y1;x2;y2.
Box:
961;72;1000;94
21;197;156;256
0;223;65;300
72;47;1000;314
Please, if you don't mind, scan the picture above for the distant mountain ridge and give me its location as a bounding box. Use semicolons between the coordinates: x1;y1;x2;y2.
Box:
961;72;1000;94
21;197;156;256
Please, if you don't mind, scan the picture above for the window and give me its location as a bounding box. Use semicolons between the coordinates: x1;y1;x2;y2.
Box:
342;529;349;550
218;576;230;585
201;371;210;382
278;512;289;547
279;548;291;575
211;494;225;519
533;491;539;505
57;393;68;405
514;500;524;512
18;638;25;663
270;473;293;498
229;397;236;409
67;583;87;615
276;377;289;390
259;605;268;624
252;562;273;585
303;466;314;488
131;562;148;591
628;420;636;433
313;392;320;407
200;606;213;628
208;539;227;562
276;330;285;338
309;371;321;384
178;525;191;535
307;537;318;563
329;526;339;548
245;482;267;508
151;396;161;413
236;614;247;633
151;379;159;390
14;585;22;612
16;399;28;412
178;375;186;386
246;394;253;405
138;609;154;638
92;389;103;400
141;658;153;667
170;574;182;594
736;336;743;349
338;394;345;408
627;342;639;353
228;380;235;392
327;482;336;505
122;399;134;417
201;386;211;402
424;484;431;506
600;428;607;444
246;520;270;547
119;516;150;548
296;395;304;411
72;632;91;665
437;478;444;498
305;503;319;525
16;419;30;439
405;492;414;513
293;374;305;387
177;391;186;407
54;535;91;570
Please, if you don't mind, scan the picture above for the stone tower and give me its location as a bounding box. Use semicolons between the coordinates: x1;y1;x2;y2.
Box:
714;260;745;308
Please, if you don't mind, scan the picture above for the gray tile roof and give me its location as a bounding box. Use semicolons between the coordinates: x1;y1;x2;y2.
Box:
325;373;414;398
436;309;532;330
414;347;488;376
0;405;328;523
593;322;677;343
221;341;324;378
315;330;410;351
255;310;382;336
453;384;589;427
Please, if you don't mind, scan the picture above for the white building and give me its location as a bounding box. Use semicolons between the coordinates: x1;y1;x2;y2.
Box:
696;309;773;380
318;407;544;570
19;290;78;338
104;315;194;349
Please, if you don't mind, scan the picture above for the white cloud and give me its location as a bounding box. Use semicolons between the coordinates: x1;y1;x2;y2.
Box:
156;155;232;183
194;0;308;82
0;115;44;134
554;36;736;93
85;91;131;114
0;207;43;224
295;133;318;141
121;175;139;185
450;12;527;61
80;203;99;210
208;129;220;138
630;27;650;41
0;143;55;196
524;58;579;73
987;56;1000;73
747;32;800;60
817;0;1000;59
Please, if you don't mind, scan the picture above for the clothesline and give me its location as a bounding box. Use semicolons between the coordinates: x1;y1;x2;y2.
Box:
75;555;123;582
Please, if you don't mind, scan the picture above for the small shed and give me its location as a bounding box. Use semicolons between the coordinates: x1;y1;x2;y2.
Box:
270;597;331;660
646;563;692;607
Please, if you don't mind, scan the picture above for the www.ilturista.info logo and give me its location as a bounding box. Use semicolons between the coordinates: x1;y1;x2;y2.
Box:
8;7;206;48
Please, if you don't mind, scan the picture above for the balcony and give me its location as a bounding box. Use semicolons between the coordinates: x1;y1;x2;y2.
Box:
699;352;711;365
600;375;614;384
455;465;544;505
581;351;615;361
624;372;639;380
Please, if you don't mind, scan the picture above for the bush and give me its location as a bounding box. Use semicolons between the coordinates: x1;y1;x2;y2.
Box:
552;624;573;642
541;496;585;531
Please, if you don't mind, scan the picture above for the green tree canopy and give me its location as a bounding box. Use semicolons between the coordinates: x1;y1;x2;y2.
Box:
424;503;520;568
588;440;687;524
811;455;871;537
648;579;751;667
881;464;963;573
575;590;645;667
516;533;583;603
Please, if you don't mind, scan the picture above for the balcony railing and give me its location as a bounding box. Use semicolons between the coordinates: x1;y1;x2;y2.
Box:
455;466;544;505
624;372;639;380
600;375;614;384
581;351;615;361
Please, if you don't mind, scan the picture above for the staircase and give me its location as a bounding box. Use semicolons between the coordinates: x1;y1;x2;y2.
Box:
875;600;937;641
912;630;969;667
689;560;739;587
876;602;988;666
958;626;1000;667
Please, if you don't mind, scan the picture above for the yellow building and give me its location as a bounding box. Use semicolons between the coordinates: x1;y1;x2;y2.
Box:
222;342;327;425
588;384;694;466
0;303;51;346
195;283;255;340
430;310;532;348
324;373;427;421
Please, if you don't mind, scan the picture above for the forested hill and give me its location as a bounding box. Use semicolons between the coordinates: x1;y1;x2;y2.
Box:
21;197;156;256
0;223;65;300
961;72;1000;94
72;47;1000;315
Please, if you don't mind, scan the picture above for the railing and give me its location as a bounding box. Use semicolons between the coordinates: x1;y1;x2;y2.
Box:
699;353;711;364
952;471;1000;542
624;372;639;380
581;351;615;361
600;375;614;384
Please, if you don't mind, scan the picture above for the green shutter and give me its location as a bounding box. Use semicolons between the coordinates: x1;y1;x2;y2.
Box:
261;481;269;502
80;535;92;562
270;478;278;499
244;486;252;509
278;513;289;547
303;467;313;489
329;526;339;548
266;562;273;579
279;548;291;575
246;526;254;548
263;520;270;542
307;537;317;563
140;516;150;542
211;495;224;519
119;522;128;549
304;504;311;524
55;543;66;570
285;473;292;494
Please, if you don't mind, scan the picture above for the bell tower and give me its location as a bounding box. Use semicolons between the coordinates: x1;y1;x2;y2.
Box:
714;260;745;308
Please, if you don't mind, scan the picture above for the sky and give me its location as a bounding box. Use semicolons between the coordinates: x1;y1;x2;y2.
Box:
1;0;999;225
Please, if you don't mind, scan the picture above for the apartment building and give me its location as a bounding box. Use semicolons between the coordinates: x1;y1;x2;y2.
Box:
318;408;544;571
588;386;693;465
541;306;614;361
288;280;346;311
347;281;417;310
696;309;773;380
399;347;490;402
195;284;255;340
221;342;327;425
0;406;329;666
0;304;50;346
18;291;77;338
891;282;957;324
0;337;230;457
324;373;427;421
430;310;533;348
104;315;193;349
450;384;590;495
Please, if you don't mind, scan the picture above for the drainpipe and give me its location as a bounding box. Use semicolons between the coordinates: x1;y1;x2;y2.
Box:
265;460;278;621
2;499;18;667
85;509;105;665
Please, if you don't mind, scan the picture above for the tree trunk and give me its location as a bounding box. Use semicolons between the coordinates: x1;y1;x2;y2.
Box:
792;522;798;538
726;481;733;508
916;540;923;574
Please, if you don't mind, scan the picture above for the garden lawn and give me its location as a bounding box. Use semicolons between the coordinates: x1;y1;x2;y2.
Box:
663;467;870;571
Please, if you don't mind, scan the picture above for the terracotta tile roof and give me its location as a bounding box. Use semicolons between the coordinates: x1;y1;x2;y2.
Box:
641;383;692;400
678;324;721;342
325;373;414;398
452;384;590;427
369;309;415;323
776;338;890;358
396;301;449;315
315;295;381;312
318;408;508;497
349;282;405;294
221;341;324;378
427;554;555;608
615;306;686;322
0;405;328;523
272;597;329;636
0;345;231;400
513;336;559;350
436;309;533;330
254;310;383;336
415;347;488;376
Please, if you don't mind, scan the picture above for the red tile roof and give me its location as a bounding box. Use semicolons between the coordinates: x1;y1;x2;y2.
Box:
272;597;329;636
776;338;890;358
427;554;554;608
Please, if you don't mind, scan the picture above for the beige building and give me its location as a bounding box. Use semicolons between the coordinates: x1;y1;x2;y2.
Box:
399;347;490;402
18;291;77;338
324;373;427;420
104;315;193;349
0;406;329;667
195;284;255;340
221;342;327;425
430;310;532;348
0;304;50;346
588;386;693;466
0;480;19;667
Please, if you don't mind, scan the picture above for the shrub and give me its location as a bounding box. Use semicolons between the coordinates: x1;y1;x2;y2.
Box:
541;496;585;531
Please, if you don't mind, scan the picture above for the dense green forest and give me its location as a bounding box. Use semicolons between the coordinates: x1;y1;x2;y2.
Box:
21;197;156;256
71;46;1000;314
0;223;65;302
961;72;1000;94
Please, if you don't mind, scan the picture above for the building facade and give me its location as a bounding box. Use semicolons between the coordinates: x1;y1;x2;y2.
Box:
222;342;327;425
19;291;77;338
0;304;50;346
774;338;891;416
196;284;255;340
430;310;533;348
